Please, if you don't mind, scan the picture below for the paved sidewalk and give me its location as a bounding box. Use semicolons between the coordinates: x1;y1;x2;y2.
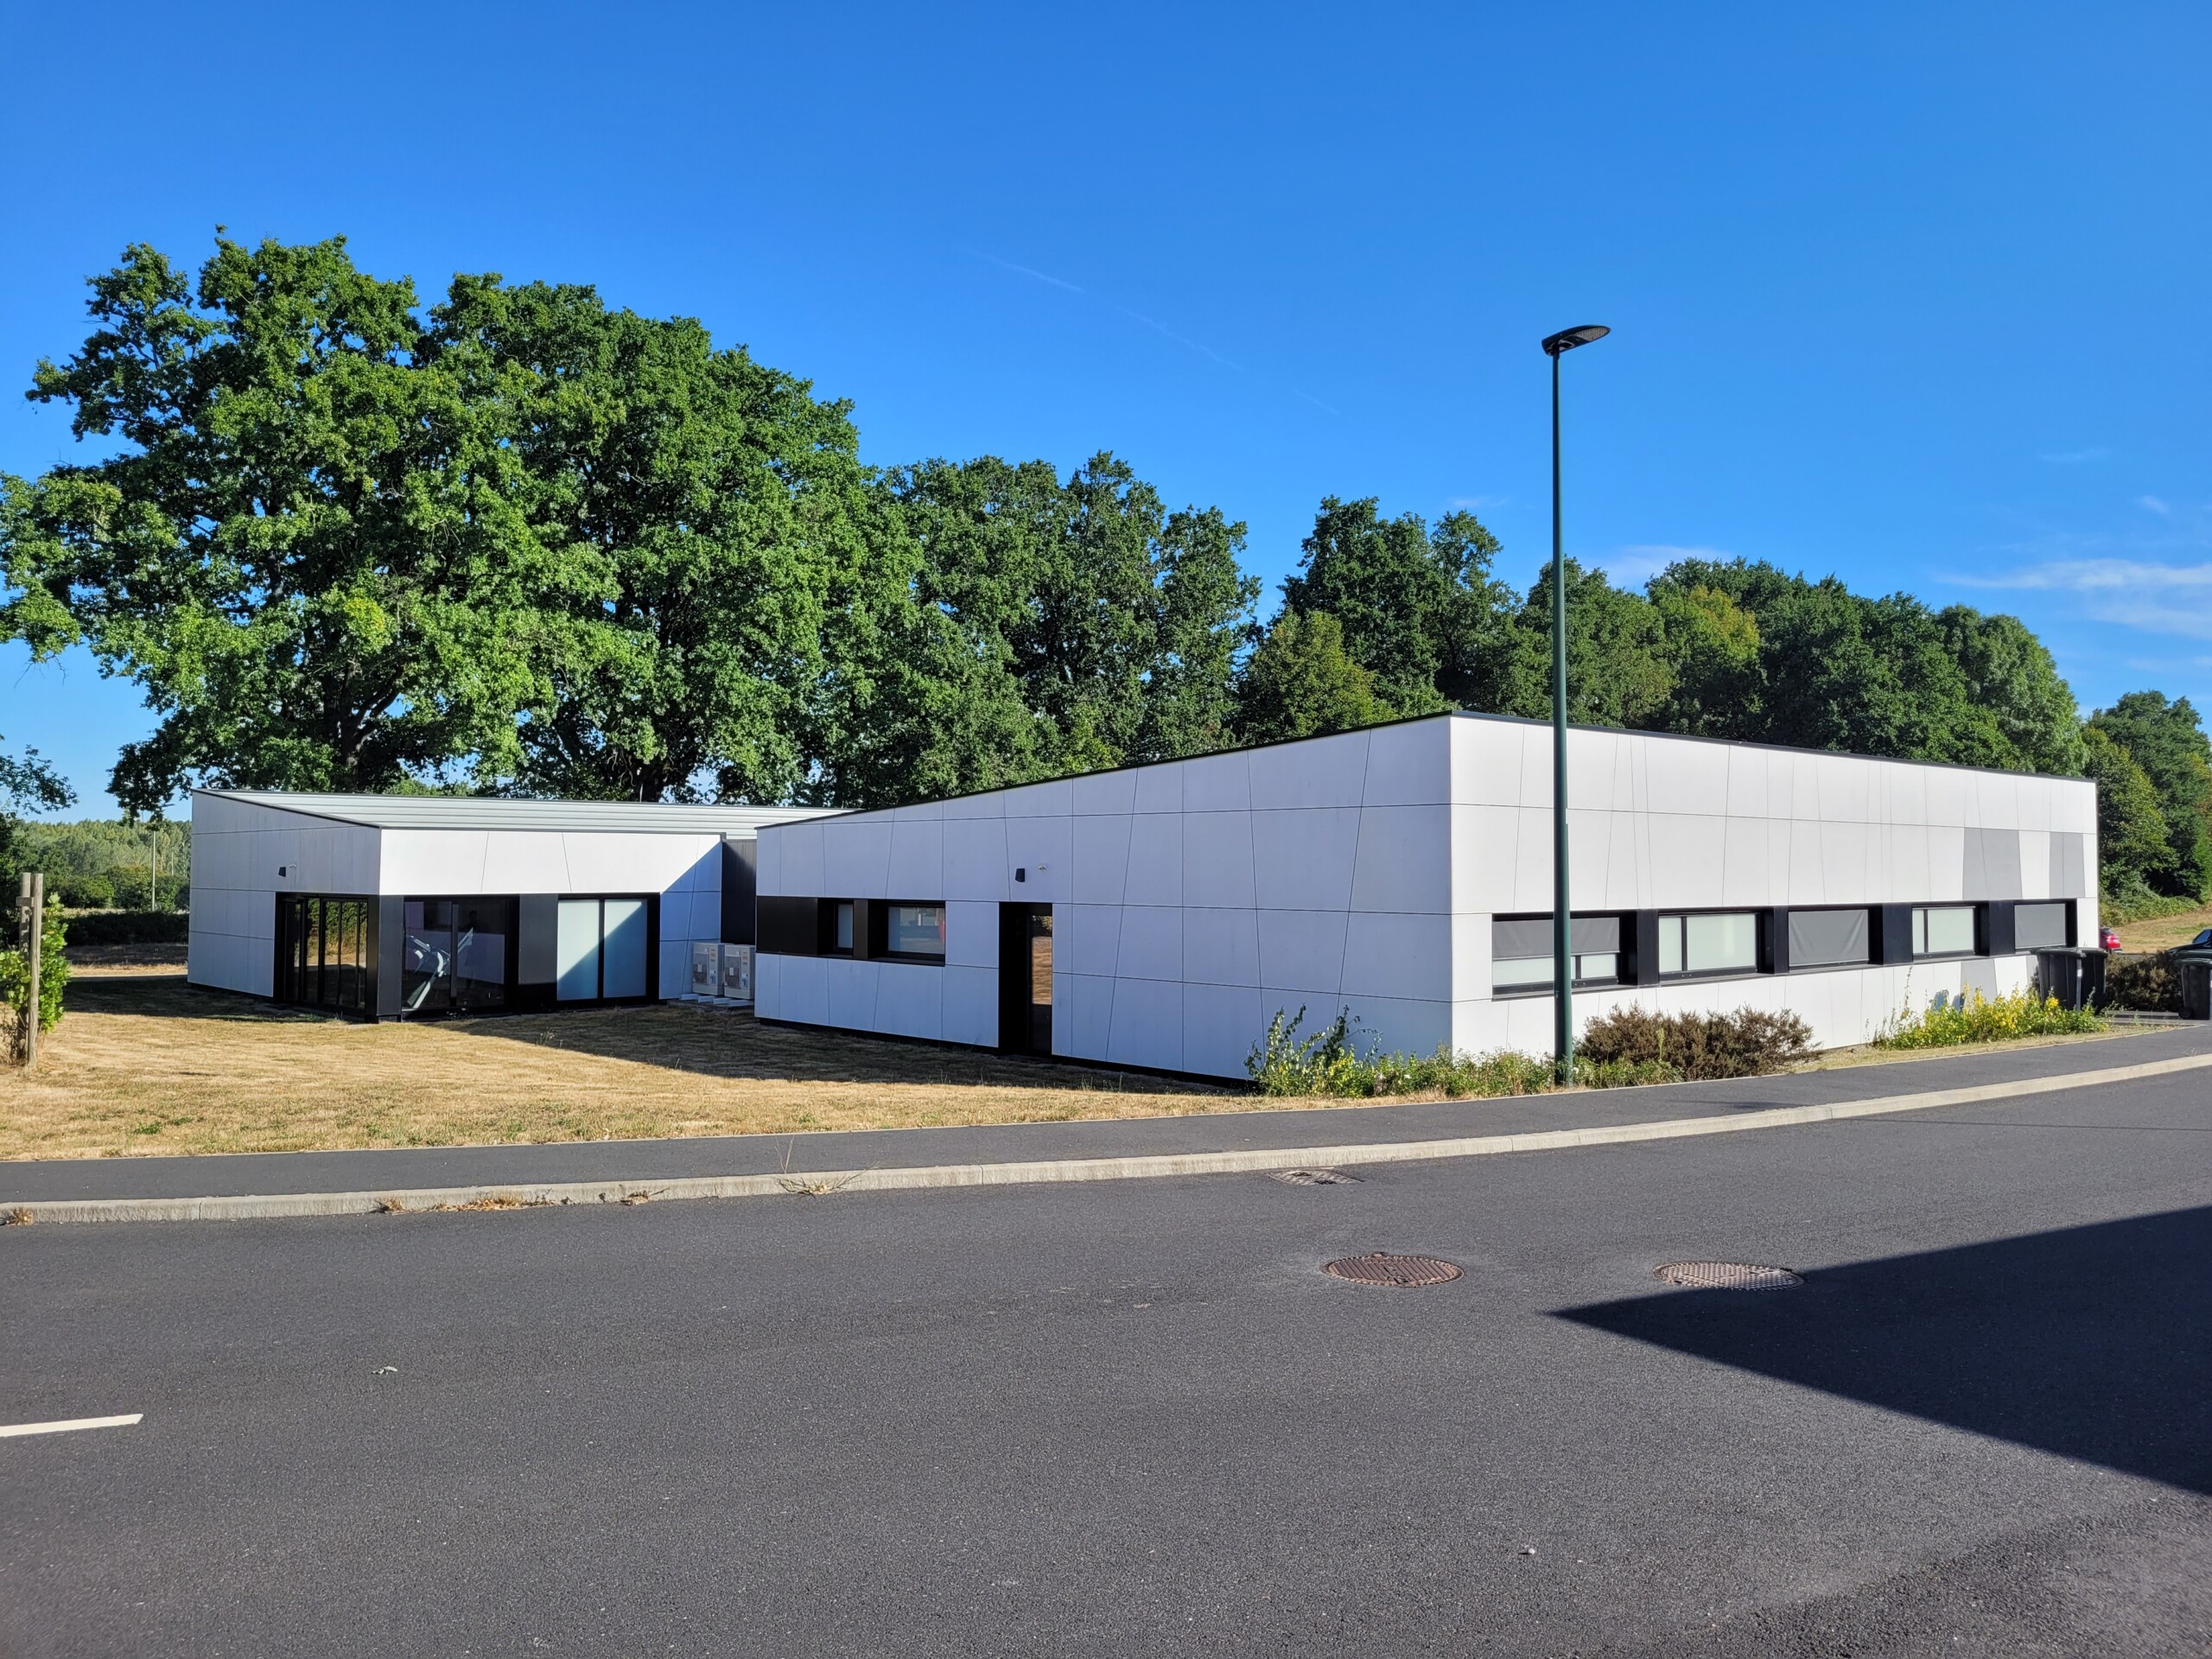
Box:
6;1023;2207;1207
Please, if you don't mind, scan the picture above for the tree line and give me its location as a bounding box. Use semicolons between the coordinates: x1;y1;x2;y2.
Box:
3;235;2207;908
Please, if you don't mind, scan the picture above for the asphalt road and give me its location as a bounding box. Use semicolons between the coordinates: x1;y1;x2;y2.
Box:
3;1066;2208;1656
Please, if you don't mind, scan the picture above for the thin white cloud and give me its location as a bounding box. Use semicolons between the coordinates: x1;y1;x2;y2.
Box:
969;251;1087;294
1599;543;1732;586
1108;302;1243;370
2039;446;2109;464
1956;558;2212;640
2139;494;2171;515
1450;494;1509;510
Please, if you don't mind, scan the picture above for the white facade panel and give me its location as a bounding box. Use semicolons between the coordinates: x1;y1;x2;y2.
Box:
749;715;2100;1078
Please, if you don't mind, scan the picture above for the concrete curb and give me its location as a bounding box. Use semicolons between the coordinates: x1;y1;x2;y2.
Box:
7;1051;2209;1227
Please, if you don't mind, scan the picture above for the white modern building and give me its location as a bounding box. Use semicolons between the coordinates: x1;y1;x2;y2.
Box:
750;713;2097;1077
187;791;825;1018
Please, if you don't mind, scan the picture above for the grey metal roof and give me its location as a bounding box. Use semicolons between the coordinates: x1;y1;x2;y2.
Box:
196;790;831;836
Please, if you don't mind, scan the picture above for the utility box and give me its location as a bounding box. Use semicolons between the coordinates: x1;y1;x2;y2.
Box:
719;944;754;1003
690;941;719;997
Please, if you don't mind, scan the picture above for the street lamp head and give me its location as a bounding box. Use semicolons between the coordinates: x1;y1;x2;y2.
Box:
1541;323;1611;358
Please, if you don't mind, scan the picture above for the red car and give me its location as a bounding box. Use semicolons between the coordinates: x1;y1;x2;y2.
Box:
2098;924;2122;952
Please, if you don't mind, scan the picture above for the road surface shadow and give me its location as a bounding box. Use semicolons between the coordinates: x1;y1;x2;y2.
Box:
1557;1205;2211;1494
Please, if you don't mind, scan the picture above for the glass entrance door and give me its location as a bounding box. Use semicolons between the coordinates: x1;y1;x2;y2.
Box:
274;894;372;1015
402;898;514;1015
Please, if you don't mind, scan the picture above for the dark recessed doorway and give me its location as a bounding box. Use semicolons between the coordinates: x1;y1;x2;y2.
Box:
998;903;1052;1055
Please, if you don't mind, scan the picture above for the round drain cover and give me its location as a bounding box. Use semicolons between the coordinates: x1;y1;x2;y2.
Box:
1654;1261;1802;1290
1323;1252;1463;1287
1274;1168;1361;1185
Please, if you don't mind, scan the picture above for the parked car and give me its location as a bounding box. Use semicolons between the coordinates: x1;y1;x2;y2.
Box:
2098;924;2122;952
2174;926;2212;963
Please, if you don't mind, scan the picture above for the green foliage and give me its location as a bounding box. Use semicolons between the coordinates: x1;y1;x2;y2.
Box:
1649;584;1761;737
0;895;68;1043
1937;607;2084;777
1233;611;1393;744
865;454;1260;800
1508;558;1673;727
1577;1004;1814;1078
0;238;2183;823
2081;725;2174;900
1876;985;2102;1047
60;908;189;946
2;237;571;811
2101;887;2204;926
12;818;189;910
434;276;874;803
1641;561;2079;772
1278;497;1513;717
1247;1006;1370;1096
2104;952;2183;1014
2088;693;2212;900
1246;1005;1681;1098
0;734;76;898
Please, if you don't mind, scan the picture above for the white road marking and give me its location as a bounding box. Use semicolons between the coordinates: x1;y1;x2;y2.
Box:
0;1413;143;1439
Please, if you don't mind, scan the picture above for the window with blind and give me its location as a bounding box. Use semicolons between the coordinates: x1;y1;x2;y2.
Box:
1491;914;1624;993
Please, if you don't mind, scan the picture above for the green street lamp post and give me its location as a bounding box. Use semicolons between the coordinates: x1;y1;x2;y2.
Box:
1540;323;1610;1084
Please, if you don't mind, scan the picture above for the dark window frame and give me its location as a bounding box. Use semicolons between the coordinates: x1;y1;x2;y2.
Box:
1910;902;1982;962
873;900;948;965
1651;906;1770;983
1777;905;1877;974
544;892;659;1006
1490;911;1633;997
817;899;857;957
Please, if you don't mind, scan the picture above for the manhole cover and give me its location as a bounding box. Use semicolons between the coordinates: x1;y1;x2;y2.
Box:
1654;1261;1803;1290
1323;1253;1463;1287
1273;1168;1361;1185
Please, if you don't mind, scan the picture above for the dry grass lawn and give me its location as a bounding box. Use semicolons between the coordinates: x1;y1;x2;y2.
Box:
1;979;1242;1162
2113;902;2212;954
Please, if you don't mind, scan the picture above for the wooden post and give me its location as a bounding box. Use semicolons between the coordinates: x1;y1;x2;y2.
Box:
17;871;41;1069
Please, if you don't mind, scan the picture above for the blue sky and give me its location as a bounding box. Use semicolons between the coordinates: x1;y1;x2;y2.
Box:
3;1;2207;817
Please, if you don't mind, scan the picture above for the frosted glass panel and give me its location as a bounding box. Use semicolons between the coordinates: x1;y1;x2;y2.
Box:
1684;912;1758;973
602;899;647;997
2013;902;2068;950
556;900;601;1001
1917;906;1975;957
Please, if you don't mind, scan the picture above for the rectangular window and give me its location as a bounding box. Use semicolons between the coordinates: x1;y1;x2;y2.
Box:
1913;905;1976;957
830;900;855;955
2013;901;2069;950
1788;907;1871;969
556;899;601;1001
1656;912;1761;977
1491;914;1622;993
885;903;946;960
555;896;652;1001
601;898;648;997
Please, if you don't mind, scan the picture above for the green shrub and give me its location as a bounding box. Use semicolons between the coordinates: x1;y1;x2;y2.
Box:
2102;885;2206;925
1248;1007;1372;1097
1578;1004;1814;1079
54;873;118;908
1876;986;2101;1048
0;896;69;1051
1247;1007;1687;1099
60;908;189;946
2105;952;2183;1014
